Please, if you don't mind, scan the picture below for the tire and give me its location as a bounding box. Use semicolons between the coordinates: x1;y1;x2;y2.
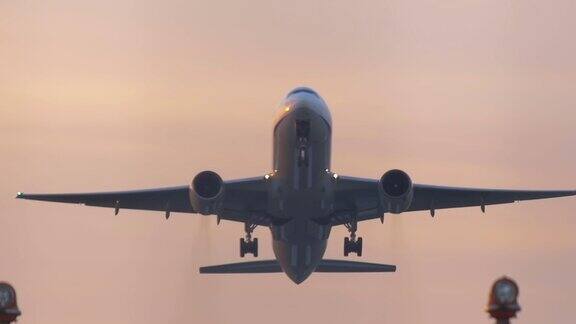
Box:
357;237;363;257
253;238;259;257
344;237;350;256
240;238;245;257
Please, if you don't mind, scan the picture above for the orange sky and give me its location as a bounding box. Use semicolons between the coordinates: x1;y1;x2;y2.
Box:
2;1;576;323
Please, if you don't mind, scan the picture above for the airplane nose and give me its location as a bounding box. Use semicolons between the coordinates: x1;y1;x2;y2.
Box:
286;87;319;98
289;101;332;127
291;104;312;115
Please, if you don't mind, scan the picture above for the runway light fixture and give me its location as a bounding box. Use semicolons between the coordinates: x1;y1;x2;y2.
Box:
487;276;520;322
0;282;21;323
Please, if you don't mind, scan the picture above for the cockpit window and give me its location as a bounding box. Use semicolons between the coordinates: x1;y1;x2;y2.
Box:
286;87;319;97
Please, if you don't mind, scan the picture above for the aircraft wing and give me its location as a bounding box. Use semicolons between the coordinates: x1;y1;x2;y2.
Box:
407;184;576;212
16;186;193;214
16;177;269;223
331;176;576;225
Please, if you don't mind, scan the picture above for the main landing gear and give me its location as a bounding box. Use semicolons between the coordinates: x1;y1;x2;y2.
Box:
240;222;258;257
343;220;363;257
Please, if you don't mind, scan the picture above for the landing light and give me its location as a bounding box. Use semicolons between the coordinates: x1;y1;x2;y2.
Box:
264;174;270;180
333;173;338;179
284;106;290;112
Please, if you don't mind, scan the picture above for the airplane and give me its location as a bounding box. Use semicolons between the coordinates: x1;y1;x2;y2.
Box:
17;87;576;284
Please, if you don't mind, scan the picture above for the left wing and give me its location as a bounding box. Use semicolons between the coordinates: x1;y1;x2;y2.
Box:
408;184;576;213
332;176;576;225
16;177;269;224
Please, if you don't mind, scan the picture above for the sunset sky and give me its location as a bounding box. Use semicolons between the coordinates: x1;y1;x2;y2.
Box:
2;1;576;323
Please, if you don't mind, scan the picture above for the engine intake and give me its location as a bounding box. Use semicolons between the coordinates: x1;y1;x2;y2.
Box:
189;171;225;215
378;169;414;213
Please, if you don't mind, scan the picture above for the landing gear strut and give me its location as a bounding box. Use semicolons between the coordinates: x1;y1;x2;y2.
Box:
240;222;258;257
343;219;362;256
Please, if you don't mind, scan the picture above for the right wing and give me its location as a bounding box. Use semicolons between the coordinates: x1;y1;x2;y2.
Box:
17;177;269;224
17;186;193;214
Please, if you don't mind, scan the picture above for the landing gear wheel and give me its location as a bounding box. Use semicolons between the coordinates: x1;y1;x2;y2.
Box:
344;236;363;256
240;220;258;257
240;238;246;258
240;237;258;257
344;216;362;256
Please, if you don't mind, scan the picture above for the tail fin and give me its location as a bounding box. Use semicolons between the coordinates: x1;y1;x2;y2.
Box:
199;259;396;274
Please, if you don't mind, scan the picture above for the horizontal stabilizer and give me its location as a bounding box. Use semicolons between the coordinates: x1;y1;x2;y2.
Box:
199;259;396;274
316;259;396;272
200;260;282;274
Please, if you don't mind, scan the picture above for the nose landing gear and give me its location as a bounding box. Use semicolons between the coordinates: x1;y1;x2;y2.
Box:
343;219;363;256
240;222;258;257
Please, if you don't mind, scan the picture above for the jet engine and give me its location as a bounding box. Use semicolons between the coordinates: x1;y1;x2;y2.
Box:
378;169;414;213
189;171;225;215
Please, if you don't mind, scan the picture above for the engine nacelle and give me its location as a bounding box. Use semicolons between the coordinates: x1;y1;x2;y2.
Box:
189;171;225;215
378;169;414;214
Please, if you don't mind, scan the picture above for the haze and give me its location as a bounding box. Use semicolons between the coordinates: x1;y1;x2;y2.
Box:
1;1;576;323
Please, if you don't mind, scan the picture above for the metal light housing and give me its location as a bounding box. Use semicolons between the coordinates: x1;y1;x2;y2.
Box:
0;282;21;322
487;276;521;320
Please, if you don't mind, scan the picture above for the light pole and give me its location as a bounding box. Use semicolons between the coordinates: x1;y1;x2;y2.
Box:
487;277;521;324
0;283;20;324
